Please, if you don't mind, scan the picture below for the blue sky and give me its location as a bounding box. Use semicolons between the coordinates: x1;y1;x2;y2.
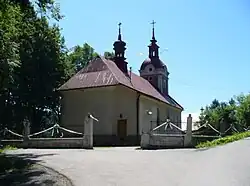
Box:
58;0;250;120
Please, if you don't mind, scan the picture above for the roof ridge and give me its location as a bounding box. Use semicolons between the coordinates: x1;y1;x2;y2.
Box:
101;57;134;88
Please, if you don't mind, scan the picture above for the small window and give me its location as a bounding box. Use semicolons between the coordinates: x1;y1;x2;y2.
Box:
148;77;152;81
149;68;152;72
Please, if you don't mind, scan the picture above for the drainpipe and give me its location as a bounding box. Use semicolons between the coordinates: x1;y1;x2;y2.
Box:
136;92;141;143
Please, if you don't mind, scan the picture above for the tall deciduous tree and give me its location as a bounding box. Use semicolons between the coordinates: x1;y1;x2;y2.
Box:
0;0;72;132
67;44;115;72
198;94;250;135
104;51;115;60
0;0;23;130
235;94;250;128
68;43;99;72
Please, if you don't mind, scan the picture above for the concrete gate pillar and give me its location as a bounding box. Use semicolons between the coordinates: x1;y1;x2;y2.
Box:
84;113;98;149
184;114;192;147
141;133;150;149
140;110;153;149
23;118;30;141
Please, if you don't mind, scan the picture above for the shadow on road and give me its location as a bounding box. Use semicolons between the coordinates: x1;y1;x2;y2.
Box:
0;153;58;186
194;148;210;152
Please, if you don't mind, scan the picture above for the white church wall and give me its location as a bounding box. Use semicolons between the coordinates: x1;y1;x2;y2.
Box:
139;95;158;134
61;85;182;143
114;85;137;136
167;107;182;127
61;86;116;135
139;95;168;134
139;95;182;134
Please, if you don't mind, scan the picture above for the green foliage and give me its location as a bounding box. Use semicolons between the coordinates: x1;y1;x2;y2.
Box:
13;0;63;21
67;44;115;72
0;0;114;133
198;93;250;135
0;0;72;132
68;43;99;72
0;145;17;154
235;94;250;128
104;51;115;60
0;0;21;92
196;131;250;148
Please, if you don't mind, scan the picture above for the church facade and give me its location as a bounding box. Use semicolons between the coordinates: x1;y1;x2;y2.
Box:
58;23;183;145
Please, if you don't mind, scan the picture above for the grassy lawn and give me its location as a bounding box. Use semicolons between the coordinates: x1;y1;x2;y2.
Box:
196;131;250;148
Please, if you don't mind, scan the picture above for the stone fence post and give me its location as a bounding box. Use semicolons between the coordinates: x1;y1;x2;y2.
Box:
220;118;226;137
140;133;150;149
140;110;153;149
23;118;30;141
184;114;192;147
84;113;98;149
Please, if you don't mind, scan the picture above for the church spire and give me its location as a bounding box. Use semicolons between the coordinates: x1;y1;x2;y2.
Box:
148;20;159;58
118;22;122;41
151;20;156;41
113;22;128;74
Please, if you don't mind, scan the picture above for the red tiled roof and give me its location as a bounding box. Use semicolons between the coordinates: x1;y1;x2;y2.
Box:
58;56;183;110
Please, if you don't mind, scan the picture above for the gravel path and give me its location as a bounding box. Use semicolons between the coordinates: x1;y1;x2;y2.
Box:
6;138;250;186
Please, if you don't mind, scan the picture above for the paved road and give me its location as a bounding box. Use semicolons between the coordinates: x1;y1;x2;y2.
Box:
6;138;250;186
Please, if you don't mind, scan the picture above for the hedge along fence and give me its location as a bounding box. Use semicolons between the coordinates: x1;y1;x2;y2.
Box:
196;131;250;148
192;135;220;146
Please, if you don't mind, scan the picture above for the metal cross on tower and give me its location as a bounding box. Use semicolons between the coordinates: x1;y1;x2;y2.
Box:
150;20;156;40
151;20;156;29
118;22;122;40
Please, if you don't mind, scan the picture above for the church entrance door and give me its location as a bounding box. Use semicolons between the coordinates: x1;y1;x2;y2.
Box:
117;119;127;143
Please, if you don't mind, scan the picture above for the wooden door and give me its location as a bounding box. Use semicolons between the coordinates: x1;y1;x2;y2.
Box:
117;119;127;139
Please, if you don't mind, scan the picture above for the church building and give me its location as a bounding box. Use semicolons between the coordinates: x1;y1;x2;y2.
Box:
58;22;183;145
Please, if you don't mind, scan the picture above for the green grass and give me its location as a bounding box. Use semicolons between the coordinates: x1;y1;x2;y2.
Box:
0;145;17;153
196;131;250;148
0;145;23;174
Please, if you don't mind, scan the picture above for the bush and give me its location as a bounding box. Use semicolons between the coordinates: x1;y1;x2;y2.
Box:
196;131;250;148
0;145;17;153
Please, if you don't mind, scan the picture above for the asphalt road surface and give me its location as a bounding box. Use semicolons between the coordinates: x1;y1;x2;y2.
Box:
6;138;250;186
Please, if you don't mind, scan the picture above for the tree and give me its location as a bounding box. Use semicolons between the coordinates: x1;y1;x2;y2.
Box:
0;0;72;132
104;51;115;60
0;0;23;130
198;94;250;135
67;44;114;72
14;16;73;132
68;43;99;72
235;94;250;128
13;0;63;21
0;0;120;133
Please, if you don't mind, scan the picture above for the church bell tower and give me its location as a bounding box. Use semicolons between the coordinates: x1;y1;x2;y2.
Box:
139;21;169;96
113;22;128;74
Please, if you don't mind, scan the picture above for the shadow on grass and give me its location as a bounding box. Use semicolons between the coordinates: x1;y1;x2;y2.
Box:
0;153;58;186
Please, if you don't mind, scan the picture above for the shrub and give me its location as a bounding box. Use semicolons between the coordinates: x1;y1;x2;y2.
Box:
196;131;250;148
